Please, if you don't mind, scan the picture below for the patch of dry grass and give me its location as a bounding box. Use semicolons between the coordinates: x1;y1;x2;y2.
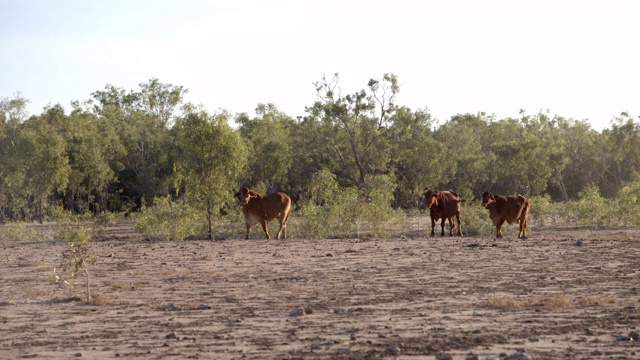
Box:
481;296;525;309
524;264;552;271
576;296;617;306
24;288;50;299
481;293;592;311
528;294;574;310
89;294;120;306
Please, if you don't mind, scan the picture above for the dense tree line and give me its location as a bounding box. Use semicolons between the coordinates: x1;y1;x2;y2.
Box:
2;75;640;226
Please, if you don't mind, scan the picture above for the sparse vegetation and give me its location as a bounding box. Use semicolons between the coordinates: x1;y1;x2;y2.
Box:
133;196;202;241
460;201;495;237
481;293;616;311
0;222;44;242
528;293;575;310
482;296;525;309
577;296;617;306
51;225;96;302
3;78;640;241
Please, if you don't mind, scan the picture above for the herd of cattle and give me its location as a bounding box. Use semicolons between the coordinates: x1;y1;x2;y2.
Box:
234;186;530;240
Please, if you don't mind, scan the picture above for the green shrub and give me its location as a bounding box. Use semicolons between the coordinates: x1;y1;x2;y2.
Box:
461;201;495;237
134;196;203;241
529;194;551;227
359;175;401;237
298;171;402;238
0;222;41;242
298;187;361;238
55;224;94;243
572;184;609;227
616;178;640;226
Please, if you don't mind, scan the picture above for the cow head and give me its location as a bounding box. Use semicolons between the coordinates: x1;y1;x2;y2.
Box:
234;186;256;205
423;190;440;209
481;191;495;208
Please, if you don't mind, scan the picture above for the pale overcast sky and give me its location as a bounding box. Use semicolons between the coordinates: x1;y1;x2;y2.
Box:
1;0;638;131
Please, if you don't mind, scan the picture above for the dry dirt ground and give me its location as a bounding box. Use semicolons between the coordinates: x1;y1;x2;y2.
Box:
1;222;639;359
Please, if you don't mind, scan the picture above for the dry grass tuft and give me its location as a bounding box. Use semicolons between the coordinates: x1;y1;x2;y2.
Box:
89;294;118;306
528;293;574;310
481;293;581;311
524;264;552;271
576;296;617;307
482;296;524;309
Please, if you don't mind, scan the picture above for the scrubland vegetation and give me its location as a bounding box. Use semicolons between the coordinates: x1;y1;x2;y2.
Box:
2;74;640;240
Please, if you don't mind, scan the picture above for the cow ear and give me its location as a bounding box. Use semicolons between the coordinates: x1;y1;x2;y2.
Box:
234;192;240;198
241;187;249;195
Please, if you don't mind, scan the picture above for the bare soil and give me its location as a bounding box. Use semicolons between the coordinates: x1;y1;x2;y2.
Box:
1;222;639;359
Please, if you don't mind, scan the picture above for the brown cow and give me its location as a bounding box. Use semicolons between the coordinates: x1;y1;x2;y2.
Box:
423;190;463;237
234;186;292;240
481;191;530;239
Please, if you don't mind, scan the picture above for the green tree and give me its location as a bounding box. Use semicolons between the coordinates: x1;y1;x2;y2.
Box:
0;93;31;221
435;113;493;200
61;104;120;213
520;111;568;197
90;79;185;207
173;107;248;239
388;106;450;207
484;112;565;196
304;73;398;188
136;78;188;126
552;118;601;200
236;103;294;192
10;106;71;222
600;113;640;197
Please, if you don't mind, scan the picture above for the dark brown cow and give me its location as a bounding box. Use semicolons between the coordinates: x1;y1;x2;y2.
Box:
481;191;530;239
423;190;463;237
234;187;292;240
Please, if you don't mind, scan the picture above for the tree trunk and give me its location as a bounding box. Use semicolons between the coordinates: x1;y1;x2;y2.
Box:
555;168;570;202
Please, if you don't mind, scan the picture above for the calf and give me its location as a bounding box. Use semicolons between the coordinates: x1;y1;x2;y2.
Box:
234;187;292;240
423;190;463;237
481;191;530;239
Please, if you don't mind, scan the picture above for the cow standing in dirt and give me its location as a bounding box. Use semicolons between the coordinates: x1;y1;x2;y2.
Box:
481;191;530;239
234;187;291;240
423;190;463;237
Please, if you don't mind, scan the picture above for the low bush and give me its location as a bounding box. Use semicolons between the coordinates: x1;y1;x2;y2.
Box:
0;222;42;242
571;184;609;228
297;171;399;238
134;196;203;241
461;201;495;237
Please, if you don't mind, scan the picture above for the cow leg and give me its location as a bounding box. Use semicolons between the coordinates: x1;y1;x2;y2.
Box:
448;217;454;236
245;223;251;240
456;213;463;237
519;216;528;239
260;220;271;240
276;212;288;239
430;216;436;237
496;218;506;238
440;217;446;236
